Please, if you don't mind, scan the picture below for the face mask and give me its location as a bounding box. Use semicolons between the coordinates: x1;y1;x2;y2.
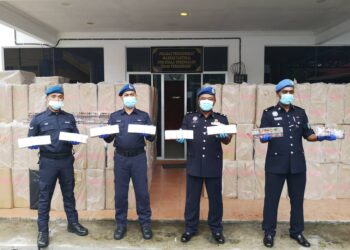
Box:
280;93;294;105
48;100;64;110
123;96;137;108
199;100;214;111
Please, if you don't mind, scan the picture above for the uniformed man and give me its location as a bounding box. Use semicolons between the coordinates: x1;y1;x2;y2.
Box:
259;79;337;248
100;83;155;240
28;85;88;248
177;86;232;244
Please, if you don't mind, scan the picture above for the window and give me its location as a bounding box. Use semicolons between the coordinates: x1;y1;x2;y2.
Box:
127;48;150;72
203;74;226;84
128;74;152;85
265;46;350;84
204;47;228;71
4;48;104;83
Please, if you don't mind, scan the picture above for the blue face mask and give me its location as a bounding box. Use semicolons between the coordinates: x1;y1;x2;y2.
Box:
199;100;214;111
280;93;294;105
123;96;137;108
48;100;64;110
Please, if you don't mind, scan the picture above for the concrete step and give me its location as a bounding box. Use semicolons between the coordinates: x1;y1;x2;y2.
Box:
0;219;349;249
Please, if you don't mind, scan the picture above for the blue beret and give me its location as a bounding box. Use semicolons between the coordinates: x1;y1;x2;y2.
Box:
197;86;216;97
275;79;294;92
119;83;136;96
46;85;64;96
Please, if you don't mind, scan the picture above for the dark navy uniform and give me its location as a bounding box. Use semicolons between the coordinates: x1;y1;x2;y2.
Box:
260;103;314;237
103;108;154;228
28;108;79;233
181;111;229;234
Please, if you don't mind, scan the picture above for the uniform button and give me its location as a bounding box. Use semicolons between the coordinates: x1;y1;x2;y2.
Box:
289;129;292;131
274;152;278;155
204;126;207;128
290;136;293;139
287;115;290;117
277;123;280;125
288;122;291;124
202;154;205;158
205;120;207;122
203;139;206;142
203;147;206;150
291;144;293;146
291;151;294;154
203;132;206;135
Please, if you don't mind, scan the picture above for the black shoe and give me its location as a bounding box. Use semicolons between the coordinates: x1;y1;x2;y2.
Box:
290;234;311;247
141;226;153;240
67;222;88;236
181;232;195;243
114;226;126;240
37;231;49;248
212;232;225;244
263;234;274;248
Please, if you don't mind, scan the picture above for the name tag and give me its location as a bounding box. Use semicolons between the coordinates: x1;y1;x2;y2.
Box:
274;117;282;121
64;121;71;124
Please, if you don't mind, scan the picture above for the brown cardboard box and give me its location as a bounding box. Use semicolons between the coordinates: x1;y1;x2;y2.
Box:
98;83;116;114
326;84;345;124
86;125;106;169
12;122;30;169
63;83;80;114
236;124;254;161
79;83;98;113
74;124;87;169
12;84;29;121
105;168;115;210
0;124;13;168
255;84;277;127
0;70;35;85
12;169;29;208
86;169;105;211
0;168;13;208
222;84;240;123
29;84;47;114
237;161;255;200
238;84;256;124
337;164;350;199
0;84;13;122
222;160;237;198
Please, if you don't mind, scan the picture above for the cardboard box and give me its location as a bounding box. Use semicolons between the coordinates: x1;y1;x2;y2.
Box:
29;84;47;114
238;84;256;124
237;161;255;200
79;83;97;113
222;160;237;198
236;124;254;161
0;124;13;168
63;83;80;114
326;84;345;124
12;169;29;208
221;84;240;123
74;124;87;169
0;70;35;85
105;168;115;209
98;83;116;114
0;168;13;208
337;164;350;199
12;84;29;121
222;135;236;161
0;84;13;122
86;125;106;169
255;84;277;127
86;169;105;211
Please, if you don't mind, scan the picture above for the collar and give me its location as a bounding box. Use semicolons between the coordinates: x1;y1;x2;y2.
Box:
121;108;138;115
198;110;215;118
276;102;295;112
45;108;62;116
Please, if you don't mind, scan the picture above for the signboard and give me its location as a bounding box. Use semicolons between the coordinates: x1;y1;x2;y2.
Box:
151;47;203;73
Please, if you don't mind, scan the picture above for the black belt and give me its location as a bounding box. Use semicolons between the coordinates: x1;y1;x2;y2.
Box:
40;151;72;159
116;147;145;157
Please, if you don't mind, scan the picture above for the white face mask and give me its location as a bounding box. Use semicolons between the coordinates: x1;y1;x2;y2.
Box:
48;100;64;110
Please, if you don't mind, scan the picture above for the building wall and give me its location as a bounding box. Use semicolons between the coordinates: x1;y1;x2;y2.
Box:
1;23;350;84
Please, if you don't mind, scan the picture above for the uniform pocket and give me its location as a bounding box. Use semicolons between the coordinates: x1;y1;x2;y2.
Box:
40;124;55;132
61;123;74;132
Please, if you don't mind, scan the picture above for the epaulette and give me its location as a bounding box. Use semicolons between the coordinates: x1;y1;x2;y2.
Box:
214;112;227;117
264;106;275;112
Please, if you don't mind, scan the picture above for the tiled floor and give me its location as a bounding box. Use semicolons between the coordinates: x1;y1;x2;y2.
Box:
1;164;350;222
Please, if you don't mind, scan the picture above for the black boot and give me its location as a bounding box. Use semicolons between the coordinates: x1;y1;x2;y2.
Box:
141;226;153;240
114;226;127;240
37;231;49;248
212;232;225;244
290;234;311;247
67;222;88;236
181;231;195;243
263;234;274;248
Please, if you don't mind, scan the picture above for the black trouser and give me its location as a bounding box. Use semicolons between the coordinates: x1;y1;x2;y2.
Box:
38;155;78;232
184;175;223;234
262;172;306;237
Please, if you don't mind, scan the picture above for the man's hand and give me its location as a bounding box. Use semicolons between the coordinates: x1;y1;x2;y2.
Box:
28;145;39;150
69;141;80;145
260;134;272;142
99;134;109;139
317;134;337;141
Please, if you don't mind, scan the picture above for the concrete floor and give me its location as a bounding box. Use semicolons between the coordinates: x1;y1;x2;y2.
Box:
0;219;349;250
